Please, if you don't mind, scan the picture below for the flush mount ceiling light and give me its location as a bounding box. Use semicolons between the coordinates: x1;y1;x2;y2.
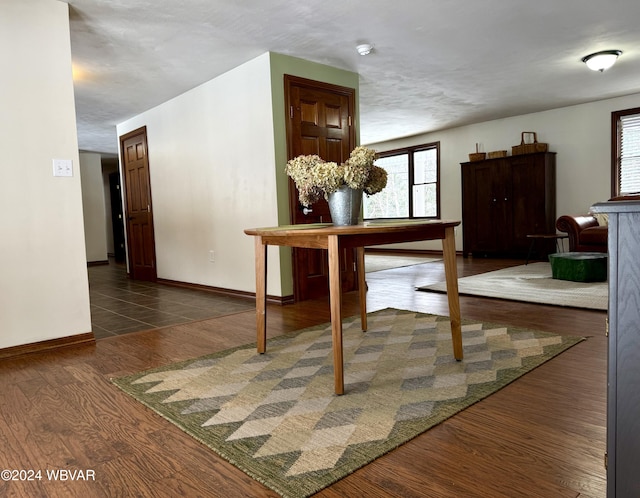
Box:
582;50;622;72
356;44;373;56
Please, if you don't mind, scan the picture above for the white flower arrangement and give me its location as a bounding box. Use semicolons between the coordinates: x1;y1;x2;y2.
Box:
285;146;388;206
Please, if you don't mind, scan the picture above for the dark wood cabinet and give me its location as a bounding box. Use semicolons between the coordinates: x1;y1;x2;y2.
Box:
592;200;640;498
461;152;556;257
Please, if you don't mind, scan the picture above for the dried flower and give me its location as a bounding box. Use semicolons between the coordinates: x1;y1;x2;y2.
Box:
285;146;387;206
346;146;377;169
364;164;388;195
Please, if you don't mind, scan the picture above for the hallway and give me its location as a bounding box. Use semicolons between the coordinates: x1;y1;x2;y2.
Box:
87;261;254;339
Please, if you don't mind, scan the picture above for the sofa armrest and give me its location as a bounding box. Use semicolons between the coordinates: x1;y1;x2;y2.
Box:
556;215;599;233
556;215;600;251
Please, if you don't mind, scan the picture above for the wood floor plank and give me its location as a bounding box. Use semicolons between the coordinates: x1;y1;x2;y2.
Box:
0;256;607;497
148;427;280;497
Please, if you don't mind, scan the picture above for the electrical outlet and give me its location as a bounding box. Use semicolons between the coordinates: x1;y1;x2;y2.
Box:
209;250;215;262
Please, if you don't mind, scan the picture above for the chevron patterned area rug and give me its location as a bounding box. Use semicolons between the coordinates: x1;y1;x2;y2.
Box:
112;308;583;498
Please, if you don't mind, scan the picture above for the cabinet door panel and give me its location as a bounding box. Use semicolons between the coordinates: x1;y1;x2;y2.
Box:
473;163;499;252
462;159;510;254
511;156;545;249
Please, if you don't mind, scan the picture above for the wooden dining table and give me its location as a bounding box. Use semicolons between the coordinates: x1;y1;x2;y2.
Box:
244;219;463;395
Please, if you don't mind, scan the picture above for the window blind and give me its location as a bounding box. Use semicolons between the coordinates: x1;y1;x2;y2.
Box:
620;113;640;194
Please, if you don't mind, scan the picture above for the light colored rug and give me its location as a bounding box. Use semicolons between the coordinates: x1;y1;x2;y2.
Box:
365;254;441;273
112;308;583;498
418;262;608;311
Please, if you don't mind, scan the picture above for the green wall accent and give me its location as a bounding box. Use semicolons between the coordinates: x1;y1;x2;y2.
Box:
268;52;360;296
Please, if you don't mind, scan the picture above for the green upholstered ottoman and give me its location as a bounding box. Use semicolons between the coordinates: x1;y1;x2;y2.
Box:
548;252;608;282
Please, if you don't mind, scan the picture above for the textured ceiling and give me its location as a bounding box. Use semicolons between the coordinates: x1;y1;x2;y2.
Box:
67;0;640;155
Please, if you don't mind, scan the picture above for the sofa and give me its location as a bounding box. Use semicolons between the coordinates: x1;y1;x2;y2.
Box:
556;214;607;252
556;195;640;252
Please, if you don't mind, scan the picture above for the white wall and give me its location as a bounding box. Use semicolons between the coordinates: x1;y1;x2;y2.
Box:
0;0;92;349
117;52;360;298
366;93;640;251
117;53;282;295
80;152;108;262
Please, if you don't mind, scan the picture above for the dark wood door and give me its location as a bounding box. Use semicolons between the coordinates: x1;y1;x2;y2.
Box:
108;172;126;263
285;75;357;301
120;127;157;281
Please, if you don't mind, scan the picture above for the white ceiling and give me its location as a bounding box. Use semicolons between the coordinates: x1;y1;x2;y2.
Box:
67;0;640;155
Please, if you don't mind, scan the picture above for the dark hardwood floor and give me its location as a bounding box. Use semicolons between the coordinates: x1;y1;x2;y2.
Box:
0;256;606;497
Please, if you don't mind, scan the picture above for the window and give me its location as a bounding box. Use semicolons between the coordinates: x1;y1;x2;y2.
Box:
612;107;640;196
363;142;440;219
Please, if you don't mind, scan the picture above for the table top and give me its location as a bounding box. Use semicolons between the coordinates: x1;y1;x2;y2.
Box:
526;233;569;239
592;199;640;214
244;219;460;237
549;251;607;261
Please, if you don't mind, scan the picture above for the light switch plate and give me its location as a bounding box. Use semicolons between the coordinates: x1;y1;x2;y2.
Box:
53;159;73;177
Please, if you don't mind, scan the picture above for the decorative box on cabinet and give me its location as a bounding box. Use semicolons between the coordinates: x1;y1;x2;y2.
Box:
461;152;556;257
592;200;640;498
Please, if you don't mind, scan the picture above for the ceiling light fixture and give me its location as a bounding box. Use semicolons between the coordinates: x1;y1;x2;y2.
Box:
356;44;373;56
582;50;622;72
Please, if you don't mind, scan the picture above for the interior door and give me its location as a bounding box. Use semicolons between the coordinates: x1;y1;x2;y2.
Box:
285;75;357;301
108;172;126;263
120;126;157;281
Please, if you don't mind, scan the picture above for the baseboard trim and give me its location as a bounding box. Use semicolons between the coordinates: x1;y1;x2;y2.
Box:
0;332;95;360
364;248;464;257
276;294;295;305
157;278;294;305
87;260;110;267
364;248;444;256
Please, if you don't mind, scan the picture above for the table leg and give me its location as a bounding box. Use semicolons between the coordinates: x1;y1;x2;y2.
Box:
356;246;367;332
254;236;267;354
328;235;344;395
525;238;535;265
442;227;463;360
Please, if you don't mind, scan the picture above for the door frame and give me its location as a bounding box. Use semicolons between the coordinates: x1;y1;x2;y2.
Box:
108;172;126;263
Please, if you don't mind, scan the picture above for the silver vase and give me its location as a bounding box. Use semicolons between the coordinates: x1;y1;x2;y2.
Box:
327;185;363;226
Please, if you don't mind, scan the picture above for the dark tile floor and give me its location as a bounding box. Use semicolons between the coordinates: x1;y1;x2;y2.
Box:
87;253;420;340
88;261;255;339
